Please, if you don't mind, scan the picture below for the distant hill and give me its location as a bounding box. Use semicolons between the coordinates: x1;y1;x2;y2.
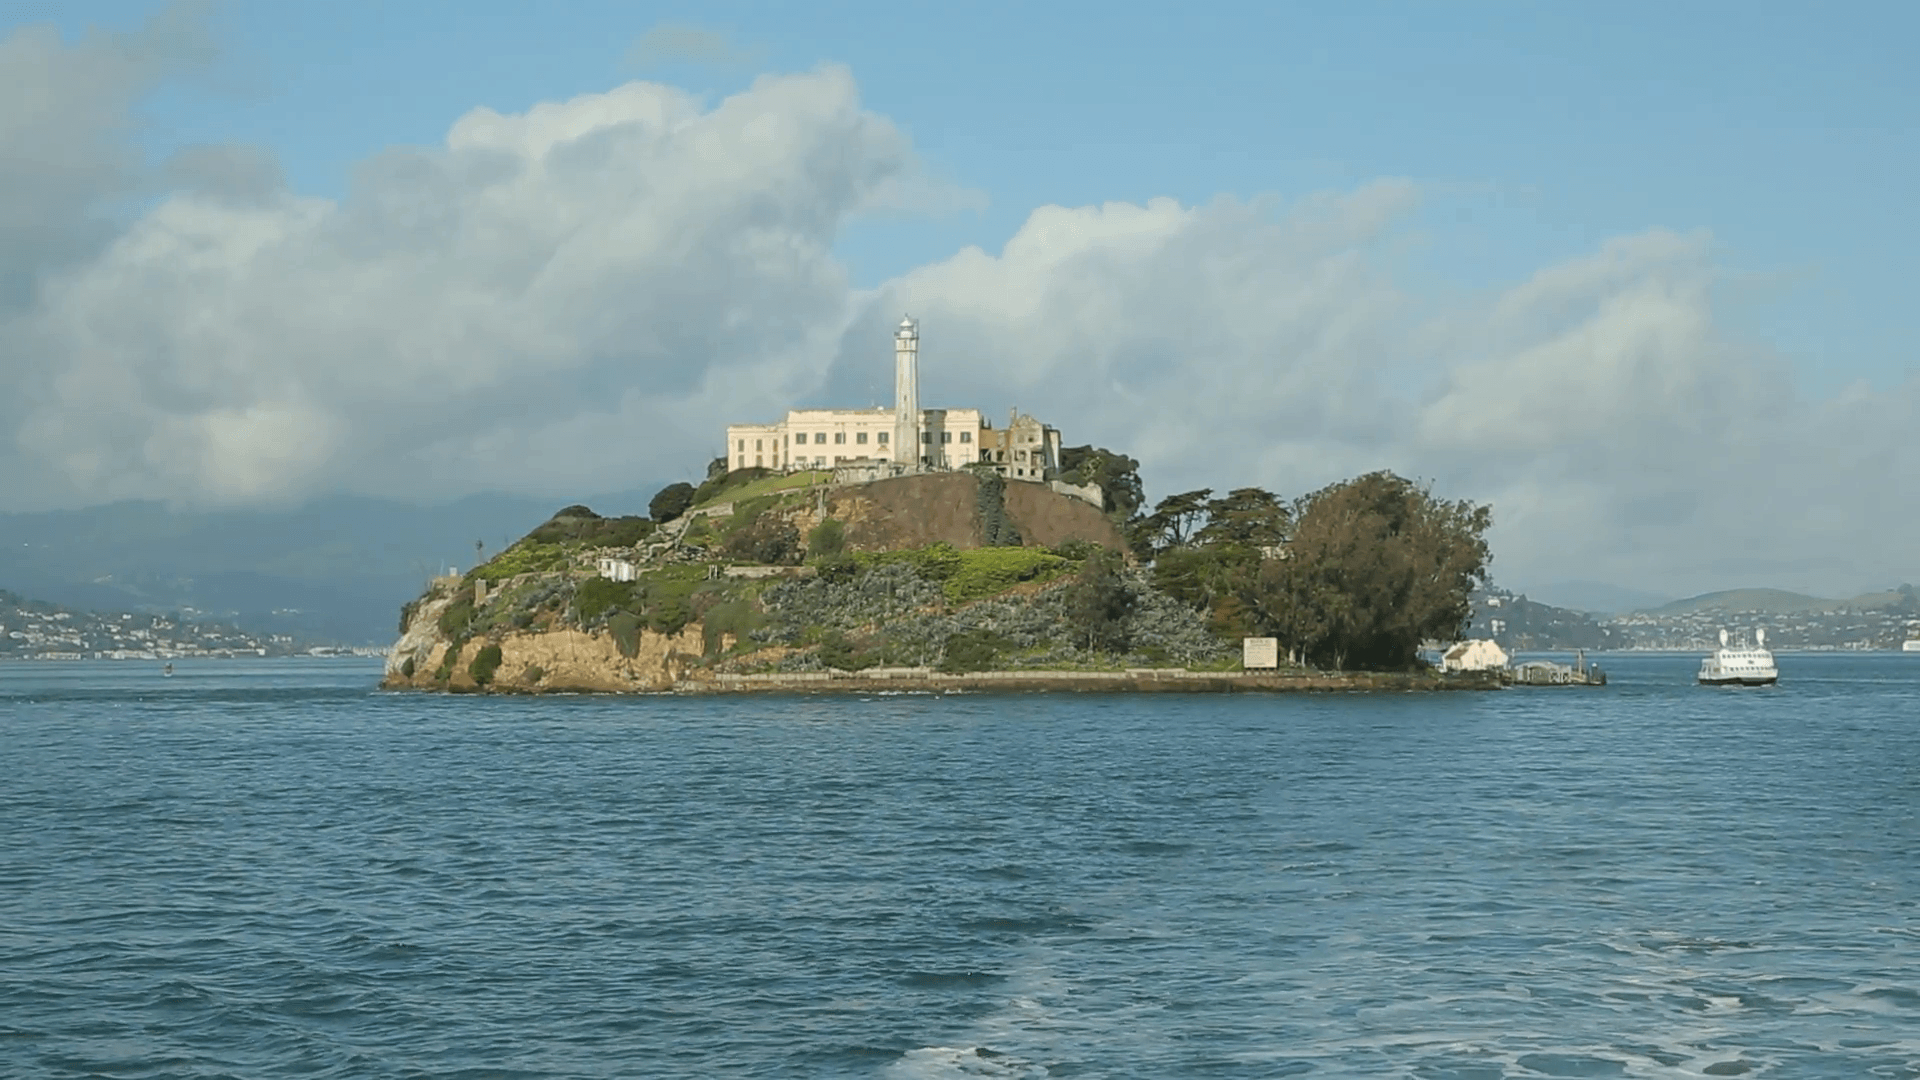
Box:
1649;585;1919;616
1650;588;1840;615
0;489;666;643
1519;580;1672;615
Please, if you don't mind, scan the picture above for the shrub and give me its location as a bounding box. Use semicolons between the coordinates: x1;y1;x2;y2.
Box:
468;643;504;686
1050;539;1100;562
692;465;772;507
701;598;761;656
473;541;569;580
435;639;465;681
524;664;546;685
975;473;1023;547
938;628;1011;673
817;629;878;671
437;593;475;637
944;548;1071;605
400;656;416;679
906;542;962;583
608;612;642;657
575;577;641;621
648;597;691;636
808;518;847;558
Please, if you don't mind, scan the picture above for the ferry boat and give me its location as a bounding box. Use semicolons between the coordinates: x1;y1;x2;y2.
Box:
1698;628;1778;686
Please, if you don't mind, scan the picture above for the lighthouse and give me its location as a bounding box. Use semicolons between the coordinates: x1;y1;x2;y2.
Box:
892;315;919;469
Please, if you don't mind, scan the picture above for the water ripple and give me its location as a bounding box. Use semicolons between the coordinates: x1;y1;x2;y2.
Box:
2;654;1916;1077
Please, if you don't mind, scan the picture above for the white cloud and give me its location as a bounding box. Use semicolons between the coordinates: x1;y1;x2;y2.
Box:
3;60;912;505
0;27;1912;596
841;195;1919;597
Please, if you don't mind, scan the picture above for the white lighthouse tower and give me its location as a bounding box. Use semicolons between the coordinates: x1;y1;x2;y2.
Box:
893;315;919;469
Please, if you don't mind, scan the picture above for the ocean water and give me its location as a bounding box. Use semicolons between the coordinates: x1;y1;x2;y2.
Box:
2;654;1916;1079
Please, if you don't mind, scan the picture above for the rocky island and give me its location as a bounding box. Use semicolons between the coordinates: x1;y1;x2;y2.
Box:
383;452;1499;694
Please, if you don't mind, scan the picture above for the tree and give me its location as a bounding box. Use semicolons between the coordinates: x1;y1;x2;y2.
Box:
1066;547;1135;653
649;482;697;523
1131;489;1213;557
1057;445;1146;520
1196;488;1290;549
1249;471;1491;671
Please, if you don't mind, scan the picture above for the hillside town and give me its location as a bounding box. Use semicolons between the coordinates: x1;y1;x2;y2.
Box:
0;590;325;660
1466;586;1920;652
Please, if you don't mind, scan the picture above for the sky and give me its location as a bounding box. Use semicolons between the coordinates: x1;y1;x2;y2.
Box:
1;0;1916;599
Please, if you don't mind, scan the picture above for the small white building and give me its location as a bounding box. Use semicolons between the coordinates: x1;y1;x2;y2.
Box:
596;557;636;582
1441;639;1510;672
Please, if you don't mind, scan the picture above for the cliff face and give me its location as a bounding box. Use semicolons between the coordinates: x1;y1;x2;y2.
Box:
380;474;1195;695
384;581;714;693
797;473;1125;554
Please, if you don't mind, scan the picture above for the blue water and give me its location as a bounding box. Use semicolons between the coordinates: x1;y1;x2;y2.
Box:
2;654;1916;1078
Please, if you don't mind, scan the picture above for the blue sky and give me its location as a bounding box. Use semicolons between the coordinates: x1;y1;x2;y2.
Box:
3;0;1917;595
18;0;1918;392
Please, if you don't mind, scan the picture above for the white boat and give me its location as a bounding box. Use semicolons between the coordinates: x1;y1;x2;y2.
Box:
1698;628;1777;686
1903;639;1920;653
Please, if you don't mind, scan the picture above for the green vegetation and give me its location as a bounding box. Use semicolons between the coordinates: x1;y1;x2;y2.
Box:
1066;547;1134;652
608;612;641;657
808;518;847;558
940;547;1070;605
974;472;1023;547
468;643;503;685
434;639;464;682
1057;445;1145;519
938;627;1013;673
575;577;641;621
396;449;1498;686
437;590;476;637
472;542;570;580
400;656;415;679
649;483;697;523
693;469;831;511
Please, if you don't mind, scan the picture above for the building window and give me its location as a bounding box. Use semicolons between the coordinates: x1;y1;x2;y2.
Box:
877;432;889;445
814;432;826;444
755;439;763;451
815;456;826;466
941;431;952;444
921;432;931;444
960;431;972;443
737;456;746;468
835;432;846;444
856;432;868;444
980;449;992;462
737;439;745;452
755;454;763;467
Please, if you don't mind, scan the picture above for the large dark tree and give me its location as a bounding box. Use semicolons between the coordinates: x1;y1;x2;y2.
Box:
1249;471;1491;671
1056;446;1146;520
1131;489;1212;557
648;482;697;524
1196;487;1290;549
1065;547;1134;653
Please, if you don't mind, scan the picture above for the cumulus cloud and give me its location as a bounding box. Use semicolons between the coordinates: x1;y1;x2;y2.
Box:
0;26;1912;595
3;61;913;506
841;195;1919;596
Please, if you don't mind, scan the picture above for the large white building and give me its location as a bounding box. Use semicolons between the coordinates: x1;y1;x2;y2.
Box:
724;318;1064;481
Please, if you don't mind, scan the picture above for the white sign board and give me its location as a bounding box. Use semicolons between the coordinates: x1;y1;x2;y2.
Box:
1242;637;1279;669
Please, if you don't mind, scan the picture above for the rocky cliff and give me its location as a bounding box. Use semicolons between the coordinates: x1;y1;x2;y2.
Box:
381;473;1227;694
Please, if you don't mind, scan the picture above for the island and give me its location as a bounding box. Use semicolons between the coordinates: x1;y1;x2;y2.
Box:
384;317;1495;694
